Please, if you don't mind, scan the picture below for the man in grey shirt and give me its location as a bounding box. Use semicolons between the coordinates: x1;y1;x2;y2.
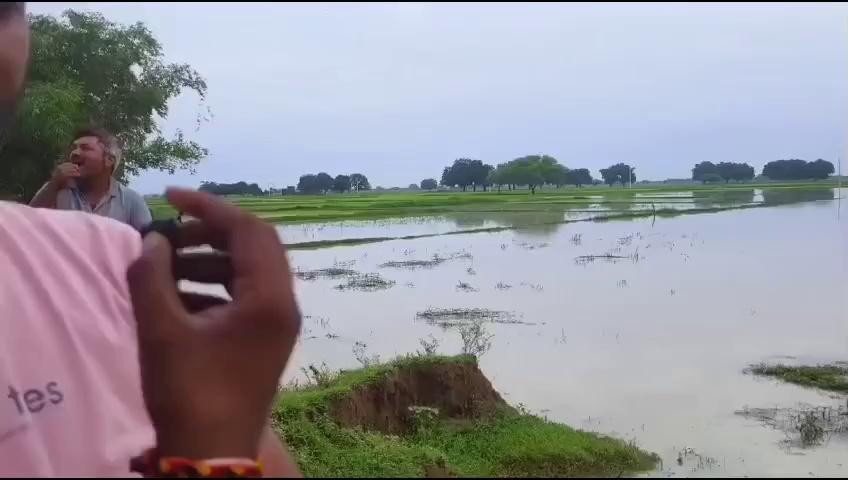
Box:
30;127;152;230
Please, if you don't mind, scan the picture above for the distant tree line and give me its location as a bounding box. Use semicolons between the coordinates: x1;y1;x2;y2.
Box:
297;172;371;194
761;159;834;181
692;159;834;183
433;156;633;194
199;181;263;196
203;156;836;200
691;162;755;184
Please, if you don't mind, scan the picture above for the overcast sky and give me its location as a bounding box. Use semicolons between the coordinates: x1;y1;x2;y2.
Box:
30;2;848;194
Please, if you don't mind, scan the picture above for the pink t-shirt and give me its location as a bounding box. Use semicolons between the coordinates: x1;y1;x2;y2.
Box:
0;202;153;476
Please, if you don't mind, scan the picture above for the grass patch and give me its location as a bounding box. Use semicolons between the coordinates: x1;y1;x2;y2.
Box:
379;252;472;270
735;403;848;447
334;273;396;292
277;355;479;420
416;413;658;477
749;363;848;393
415;308;524;326
294;267;359;281
272;355;658;477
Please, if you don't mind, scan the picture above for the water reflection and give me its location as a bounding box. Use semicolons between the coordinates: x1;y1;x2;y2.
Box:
692;189;756;208
761;188;834;206
278;188;838;244
447;210;568;237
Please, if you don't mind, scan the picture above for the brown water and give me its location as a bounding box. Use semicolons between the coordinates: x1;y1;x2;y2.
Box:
189;188;847;476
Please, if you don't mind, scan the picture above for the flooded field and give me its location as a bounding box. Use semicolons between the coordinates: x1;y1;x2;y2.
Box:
280;188;846;477
276;187;833;245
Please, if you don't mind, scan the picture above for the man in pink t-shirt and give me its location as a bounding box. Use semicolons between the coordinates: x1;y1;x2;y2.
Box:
0;5;154;472
0;204;154;475
0;4;299;476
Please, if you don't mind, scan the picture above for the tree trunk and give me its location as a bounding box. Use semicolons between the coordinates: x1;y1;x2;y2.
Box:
462;185;467;192
472;184;477;192
530;185;536;195
497;185;501;193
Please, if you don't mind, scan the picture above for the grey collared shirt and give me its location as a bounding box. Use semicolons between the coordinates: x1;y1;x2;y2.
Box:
55;180;152;230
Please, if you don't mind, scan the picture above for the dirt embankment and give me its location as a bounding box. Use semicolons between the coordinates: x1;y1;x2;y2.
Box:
330;361;508;434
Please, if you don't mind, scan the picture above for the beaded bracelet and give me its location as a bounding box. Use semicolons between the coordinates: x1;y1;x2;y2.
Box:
130;448;263;478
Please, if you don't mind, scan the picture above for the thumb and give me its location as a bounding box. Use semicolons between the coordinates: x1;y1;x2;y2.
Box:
127;232;185;339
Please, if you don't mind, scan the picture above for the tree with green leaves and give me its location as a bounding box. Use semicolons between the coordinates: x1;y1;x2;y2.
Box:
693;161;753;183
807;159;835;179
716;162;754;183
510;160;545;194
297;174;319;194
0;10;209;200
762;159;834;180
420;178;438;190
599;163;635;187
762;159;808;180
736;163;755;182
349;173;371;191
692;161;718;183
440;158;493;192
701;173;724;184
536;155;567;188
315;172;333;194
564;168;593;187
499;156;549;194
477;162;495;191
486;155;567;194
486;167;505;193
332;174;351;193
198;181;262;196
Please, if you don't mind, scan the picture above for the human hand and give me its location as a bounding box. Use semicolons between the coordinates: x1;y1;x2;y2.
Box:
126;188;301;460
51;162;79;188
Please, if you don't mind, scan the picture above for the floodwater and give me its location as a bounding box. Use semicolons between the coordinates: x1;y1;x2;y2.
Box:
232;188;848;477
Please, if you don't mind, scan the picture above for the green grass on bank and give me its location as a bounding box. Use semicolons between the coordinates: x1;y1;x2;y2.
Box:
272;355;658;477
148;181;840;224
279;355;478;414
749;364;848;393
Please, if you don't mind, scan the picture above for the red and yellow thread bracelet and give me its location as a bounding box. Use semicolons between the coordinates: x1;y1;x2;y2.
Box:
130;448;263;478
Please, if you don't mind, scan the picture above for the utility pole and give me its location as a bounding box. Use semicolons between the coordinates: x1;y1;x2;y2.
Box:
838;156;842;219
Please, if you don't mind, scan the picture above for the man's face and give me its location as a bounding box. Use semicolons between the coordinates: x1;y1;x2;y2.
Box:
70;136;114;179
0;4;28;132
